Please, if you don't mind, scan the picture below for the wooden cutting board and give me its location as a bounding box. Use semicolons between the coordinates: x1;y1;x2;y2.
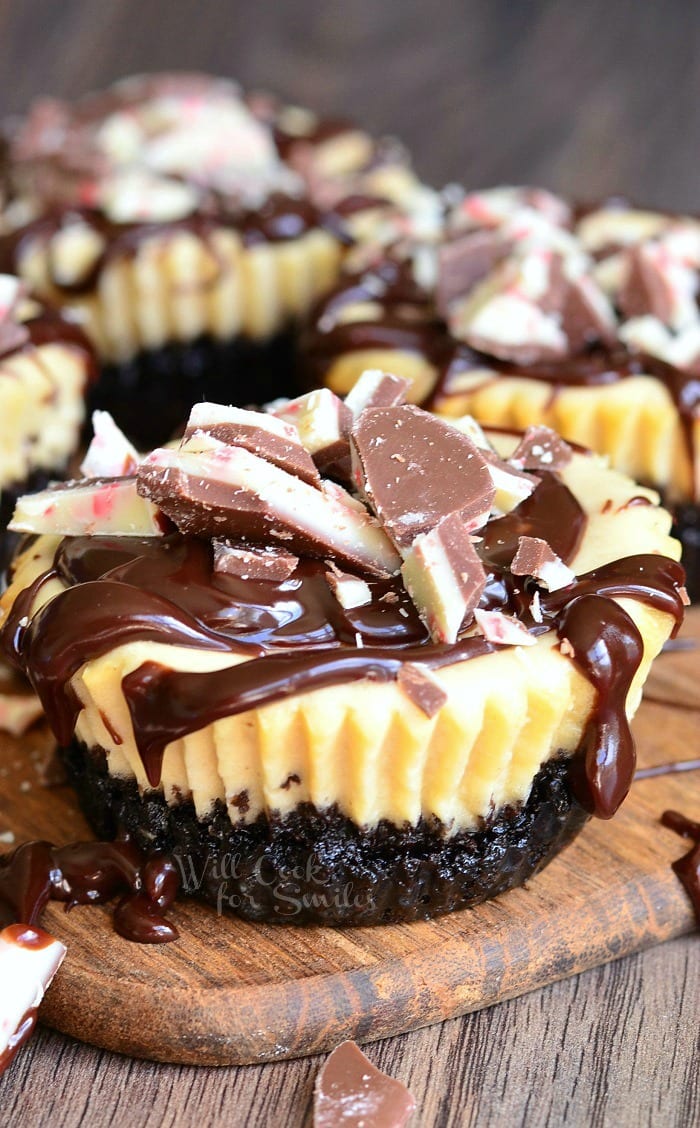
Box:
0;611;698;1067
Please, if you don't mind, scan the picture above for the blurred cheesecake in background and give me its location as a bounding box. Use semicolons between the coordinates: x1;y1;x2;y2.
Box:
0;73;435;447
303;188;700;594
0;271;94;562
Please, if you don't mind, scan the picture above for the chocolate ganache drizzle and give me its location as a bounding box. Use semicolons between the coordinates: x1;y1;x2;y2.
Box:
0;839;180;943
2;472;686;819
660;811;700;925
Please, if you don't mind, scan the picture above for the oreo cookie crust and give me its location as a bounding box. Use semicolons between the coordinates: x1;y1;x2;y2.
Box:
63;741;587;926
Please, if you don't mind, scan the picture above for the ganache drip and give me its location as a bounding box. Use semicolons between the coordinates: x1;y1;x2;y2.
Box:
2;476;686;820
661;811;700;925
0;839;180;944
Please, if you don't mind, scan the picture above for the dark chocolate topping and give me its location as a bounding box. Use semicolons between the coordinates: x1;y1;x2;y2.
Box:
0;838;179;943
660;810;700;924
556;594;643;819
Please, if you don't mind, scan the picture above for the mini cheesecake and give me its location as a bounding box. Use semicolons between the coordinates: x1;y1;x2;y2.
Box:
0;272;94;565
303;189;700;595
0;73;432;446
0;373;685;924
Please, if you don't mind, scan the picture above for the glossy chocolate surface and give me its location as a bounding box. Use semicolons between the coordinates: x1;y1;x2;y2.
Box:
0;838;179;944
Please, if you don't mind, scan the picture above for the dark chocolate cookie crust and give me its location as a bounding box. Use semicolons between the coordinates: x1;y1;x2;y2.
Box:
92;329;300;449
63;741;589;926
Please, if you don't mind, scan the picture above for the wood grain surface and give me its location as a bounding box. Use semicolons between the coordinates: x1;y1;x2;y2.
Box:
0;645;698;1071
0;2;699;1123
0;618;694;1118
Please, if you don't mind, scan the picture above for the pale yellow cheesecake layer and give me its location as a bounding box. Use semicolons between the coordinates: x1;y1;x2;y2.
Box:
14;225;343;362
0;343;88;489
2;437;679;832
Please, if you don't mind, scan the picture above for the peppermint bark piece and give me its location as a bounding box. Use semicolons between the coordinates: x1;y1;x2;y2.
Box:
474;609;537;646
325;568;372;610
0;924;67;1076
314;1040;416;1128
184;402;321;487
401;512;487;643
511;535;575;592
509;426;573;472
81;411;140;478
10;477;166;536
137;441;400;577
351;404;495;552
212;541;299;581
268;388;353;474
344;369;411;417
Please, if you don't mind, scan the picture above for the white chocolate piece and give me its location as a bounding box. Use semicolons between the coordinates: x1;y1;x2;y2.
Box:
81;411;140;478
0;925;66;1067
9;477;165;537
325;570;372;609
474;609;537;647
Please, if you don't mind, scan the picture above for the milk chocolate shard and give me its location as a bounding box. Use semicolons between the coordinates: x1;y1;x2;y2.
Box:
137;441;401;577
351;404;495;552
325;568;372;609
509;426;573;472
212;540;299;581
401;512;487;643
511;535;576;592
435;228;513;317
344;369;411;418
313;1040;416;1128
0;924;67;1076
618;242;698;331
474;608;537;647
397;662;447;717
267;388;352;475
80;411;140;478
183;402;321;488
9;477;166;537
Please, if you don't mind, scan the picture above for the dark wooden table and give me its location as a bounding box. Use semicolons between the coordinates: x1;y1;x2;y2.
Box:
0;2;698;1123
